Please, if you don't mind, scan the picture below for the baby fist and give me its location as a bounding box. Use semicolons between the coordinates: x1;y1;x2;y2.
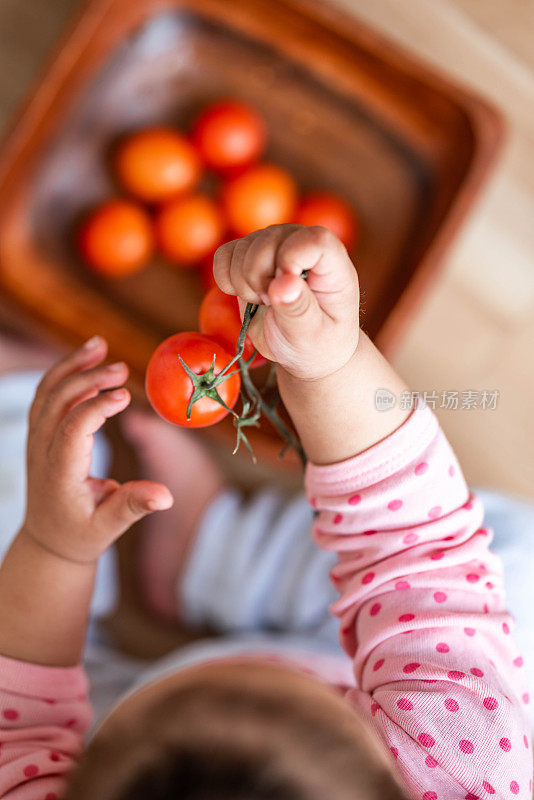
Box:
213;225;359;381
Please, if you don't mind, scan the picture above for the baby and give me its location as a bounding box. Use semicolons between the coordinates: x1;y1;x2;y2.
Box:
0;224;532;799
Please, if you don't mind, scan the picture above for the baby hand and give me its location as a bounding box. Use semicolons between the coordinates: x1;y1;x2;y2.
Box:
213;225;360;381
22;337;172;564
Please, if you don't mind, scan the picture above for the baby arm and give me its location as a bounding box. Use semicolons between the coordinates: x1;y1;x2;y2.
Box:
0;337;172;796
215;225;533;800
306;410;532;800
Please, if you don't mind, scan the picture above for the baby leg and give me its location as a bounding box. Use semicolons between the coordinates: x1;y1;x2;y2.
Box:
122;411;226;621
123;410;340;645
180;485;339;649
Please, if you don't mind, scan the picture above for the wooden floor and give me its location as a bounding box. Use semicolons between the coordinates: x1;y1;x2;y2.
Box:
1;0;533;500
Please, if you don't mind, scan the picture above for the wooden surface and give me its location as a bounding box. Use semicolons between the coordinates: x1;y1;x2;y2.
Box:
0;0;502;471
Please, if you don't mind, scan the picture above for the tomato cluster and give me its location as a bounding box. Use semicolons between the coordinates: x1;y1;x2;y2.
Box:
77;98;359;281
146;281;270;427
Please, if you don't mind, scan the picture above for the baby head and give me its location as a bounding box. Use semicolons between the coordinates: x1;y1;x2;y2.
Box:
66;659;405;799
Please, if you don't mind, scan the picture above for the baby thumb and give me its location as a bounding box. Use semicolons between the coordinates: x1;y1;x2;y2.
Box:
96;480;173;538
268;273;321;342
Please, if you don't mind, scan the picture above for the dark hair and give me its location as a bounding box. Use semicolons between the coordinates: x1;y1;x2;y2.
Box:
66;663;405;800
117;746;306;800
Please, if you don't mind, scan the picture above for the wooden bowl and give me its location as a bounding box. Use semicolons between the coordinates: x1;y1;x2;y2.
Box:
0;0;503;469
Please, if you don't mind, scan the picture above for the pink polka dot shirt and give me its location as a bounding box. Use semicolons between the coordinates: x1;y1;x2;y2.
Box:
304;405;533;799
0;404;531;798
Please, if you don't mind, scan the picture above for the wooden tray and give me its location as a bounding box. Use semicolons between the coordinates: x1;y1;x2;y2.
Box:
0;0;503;468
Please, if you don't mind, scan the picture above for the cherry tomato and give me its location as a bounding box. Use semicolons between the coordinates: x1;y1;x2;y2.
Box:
145;332;240;428
191;99;267;173
78;199;154;277
222;163;297;237
295;192;359;250
199;285;266;368
156;194;225;266
115;128;201;203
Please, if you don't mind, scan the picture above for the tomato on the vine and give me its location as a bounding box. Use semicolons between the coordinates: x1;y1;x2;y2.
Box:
199;285;266;369
191;100;266;173
115;127;201;203
78;199;154;277
222;163;297;236
295;192;359;250
145;332;240;428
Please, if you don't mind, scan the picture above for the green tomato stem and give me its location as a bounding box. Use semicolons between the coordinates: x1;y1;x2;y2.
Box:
207;302;258;386
237;356;306;466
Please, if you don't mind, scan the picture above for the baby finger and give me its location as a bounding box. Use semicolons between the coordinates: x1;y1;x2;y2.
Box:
49;389;130;482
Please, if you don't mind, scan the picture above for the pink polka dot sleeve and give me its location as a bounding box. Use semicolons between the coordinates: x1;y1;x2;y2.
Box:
0;654;91;797
305;404;533;800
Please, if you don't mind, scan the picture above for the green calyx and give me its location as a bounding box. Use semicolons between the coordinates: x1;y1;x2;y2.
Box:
179;354;240;421
232;393;261;463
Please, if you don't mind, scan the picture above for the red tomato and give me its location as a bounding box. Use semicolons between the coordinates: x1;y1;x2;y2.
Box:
199;286;266;368
115;127;201;203
191;100;266;173
222;163;297;237
156;194;225;266
78;199;154;277
295;192;359;250
145;332;241;427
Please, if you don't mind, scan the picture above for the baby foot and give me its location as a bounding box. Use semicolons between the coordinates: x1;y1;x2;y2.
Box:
122;410;226;621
